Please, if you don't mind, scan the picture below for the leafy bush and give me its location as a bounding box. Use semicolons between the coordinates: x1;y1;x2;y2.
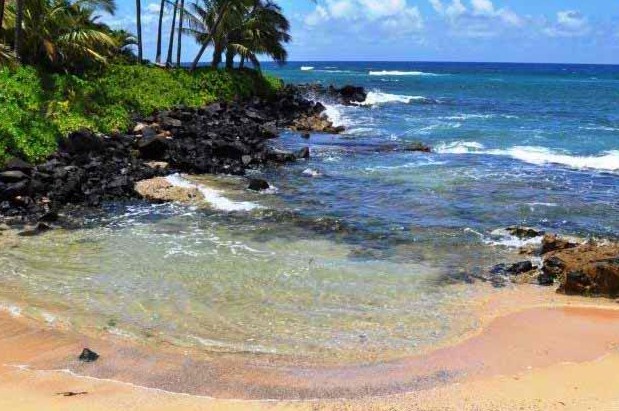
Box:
0;64;283;164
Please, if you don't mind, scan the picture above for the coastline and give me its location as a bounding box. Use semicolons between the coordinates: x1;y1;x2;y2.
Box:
1;284;619;409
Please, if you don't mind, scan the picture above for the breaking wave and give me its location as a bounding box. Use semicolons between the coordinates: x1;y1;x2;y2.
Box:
368;71;442;77
356;91;427;106
436;142;619;172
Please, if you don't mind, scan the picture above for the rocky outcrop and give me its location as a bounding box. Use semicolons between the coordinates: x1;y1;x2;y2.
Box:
541;234;578;254
0;86;337;222
134;178;203;204
295;84;368;106
544;244;619;297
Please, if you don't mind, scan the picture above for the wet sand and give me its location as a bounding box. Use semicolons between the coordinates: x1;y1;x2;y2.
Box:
2;287;619;410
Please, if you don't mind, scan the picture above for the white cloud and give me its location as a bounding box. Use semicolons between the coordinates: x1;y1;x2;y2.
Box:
304;0;423;37
429;0;523;36
545;10;590;37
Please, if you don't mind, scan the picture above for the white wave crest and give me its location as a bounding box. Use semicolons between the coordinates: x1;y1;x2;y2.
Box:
356;91;427;106
323;104;349;127
369;70;441;76
166;174;262;212
300;66;314;71
436;142;619;172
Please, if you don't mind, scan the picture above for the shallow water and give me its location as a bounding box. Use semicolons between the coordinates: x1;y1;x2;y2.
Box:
1;62;618;364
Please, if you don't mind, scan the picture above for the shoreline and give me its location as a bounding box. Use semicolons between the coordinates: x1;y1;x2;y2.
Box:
1;284;619;408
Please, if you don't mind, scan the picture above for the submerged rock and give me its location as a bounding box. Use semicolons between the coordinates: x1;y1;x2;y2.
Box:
506;226;544;239
134;177;203;204
248;178;270;192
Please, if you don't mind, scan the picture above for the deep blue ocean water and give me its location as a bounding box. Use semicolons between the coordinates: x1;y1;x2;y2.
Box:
259;61;619;242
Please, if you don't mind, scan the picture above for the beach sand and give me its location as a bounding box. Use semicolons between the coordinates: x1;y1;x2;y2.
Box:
2;285;619;410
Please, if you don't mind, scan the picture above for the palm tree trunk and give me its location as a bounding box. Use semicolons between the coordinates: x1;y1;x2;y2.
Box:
155;0;166;64
166;0;178;66
0;0;6;38
14;0;23;58
225;49;234;70
239;55;245;69
211;45;222;68
176;0;184;67
136;0;143;63
190;2;230;71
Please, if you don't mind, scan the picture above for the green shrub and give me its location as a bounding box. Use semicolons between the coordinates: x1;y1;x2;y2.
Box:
0;64;283;164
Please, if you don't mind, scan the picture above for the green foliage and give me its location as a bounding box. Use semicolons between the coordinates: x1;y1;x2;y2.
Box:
0;66;59;164
0;64;283;164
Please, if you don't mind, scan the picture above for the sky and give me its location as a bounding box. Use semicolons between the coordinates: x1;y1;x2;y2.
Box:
104;0;619;65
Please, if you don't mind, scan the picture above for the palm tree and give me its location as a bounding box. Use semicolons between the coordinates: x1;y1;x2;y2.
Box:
176;0;184;67
165;0;178;65
2;0;119;71
223;0;290;70
14;0;24;58
185;0;243;71
154;0;165;64
135;0;142;62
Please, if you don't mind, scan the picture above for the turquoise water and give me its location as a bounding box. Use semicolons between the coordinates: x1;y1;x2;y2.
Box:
1;62;618;361
262;62;619;240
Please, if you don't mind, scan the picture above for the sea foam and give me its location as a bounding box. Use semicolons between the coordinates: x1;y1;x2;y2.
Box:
166;174;262;212
356;91;426;106
300;66;314;71
436;142;619;172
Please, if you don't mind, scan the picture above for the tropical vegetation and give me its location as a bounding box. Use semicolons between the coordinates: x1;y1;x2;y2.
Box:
0;0;296;164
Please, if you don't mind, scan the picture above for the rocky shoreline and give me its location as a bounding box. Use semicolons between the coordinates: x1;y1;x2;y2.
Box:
481;227;619;298
0;84;359;225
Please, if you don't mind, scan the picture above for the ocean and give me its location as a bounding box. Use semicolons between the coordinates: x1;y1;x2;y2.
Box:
1;61;618;362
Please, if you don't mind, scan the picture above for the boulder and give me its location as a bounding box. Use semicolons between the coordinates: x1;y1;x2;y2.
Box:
541;234;578;255
134;177;203;204
545;244;619;297
63;129;104;154
0;170;29;183
4;158;34;173
248;178;270;191
138;136;169;160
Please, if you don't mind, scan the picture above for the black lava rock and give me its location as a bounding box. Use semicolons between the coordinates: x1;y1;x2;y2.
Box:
79;348;100;363
248;178;270;191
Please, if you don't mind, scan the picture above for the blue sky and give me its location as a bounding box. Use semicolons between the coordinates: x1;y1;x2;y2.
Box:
104;1;619;64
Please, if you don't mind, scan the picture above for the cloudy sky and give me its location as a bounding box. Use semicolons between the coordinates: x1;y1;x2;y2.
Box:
104;0;619;64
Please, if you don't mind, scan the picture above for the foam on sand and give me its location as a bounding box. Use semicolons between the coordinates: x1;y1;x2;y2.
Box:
166;174;262;212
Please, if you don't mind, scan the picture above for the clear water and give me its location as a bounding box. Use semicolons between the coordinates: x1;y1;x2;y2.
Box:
1;62;618;362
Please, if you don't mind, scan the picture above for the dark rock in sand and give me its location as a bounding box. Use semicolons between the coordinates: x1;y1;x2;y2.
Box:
248;178;270;191
537;271;556;286
79;348;100;363
541;234;578;255
507;261;535;275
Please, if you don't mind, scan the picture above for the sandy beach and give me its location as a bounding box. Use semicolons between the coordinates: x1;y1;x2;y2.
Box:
2;285;619;411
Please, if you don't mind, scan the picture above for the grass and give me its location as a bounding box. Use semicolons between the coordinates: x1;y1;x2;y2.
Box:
0;64;283;164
